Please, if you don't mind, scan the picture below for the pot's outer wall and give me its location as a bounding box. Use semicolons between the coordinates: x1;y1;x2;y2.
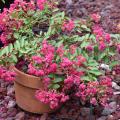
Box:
13;67;53;114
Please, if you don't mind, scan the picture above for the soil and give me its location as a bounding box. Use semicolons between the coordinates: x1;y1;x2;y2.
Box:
58;0;120;33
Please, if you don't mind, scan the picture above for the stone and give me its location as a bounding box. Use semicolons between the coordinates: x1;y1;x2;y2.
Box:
7;100;16;108
112;82;120;90
7;108;17;117
107;115;114;120
102;102;117;116
15;112;25;120
113;91;120;95
6;117;15;120
80;107;90;116
40;113;48;120
7;85;14;96
100;64;110;70
97;116;107;120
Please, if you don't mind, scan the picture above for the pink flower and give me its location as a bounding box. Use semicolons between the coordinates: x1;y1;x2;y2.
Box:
35;90;69;109
37;0;46;10
93;25;104;37
79;83;86;91
64;76;73;84
45;53;54;63
117;44;120;54
69;45;77;54
86;45;94;51
62;20;74;32
35;70;45;76
32;56;42;64
104;33;111;43
48;63;57;73
56;46;64;57
91;13;101;23
0;67;16;82
77;55;86;66
43;77;51;87
99;41;106;51
61;58;73;67
100;76;112;87
90;98;97;105
27;63;37;75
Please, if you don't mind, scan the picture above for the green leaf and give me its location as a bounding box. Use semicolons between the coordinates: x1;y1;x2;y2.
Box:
81;25;91;32
14;33;19;39
53;77;63;83
49;84;60;90
11;54;18;63
15;41;20;50
110;61;119;68
81;76;90;81
1;0;5;3
88;70;102;76
99;52;106;60
55;40;63;47
80;41;89;48
8;44;13;53
88;60;98;67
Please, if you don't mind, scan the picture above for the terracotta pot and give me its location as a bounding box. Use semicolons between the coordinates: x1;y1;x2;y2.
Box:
13;67;53;114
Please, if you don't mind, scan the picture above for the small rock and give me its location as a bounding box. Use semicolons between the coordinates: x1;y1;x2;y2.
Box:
7;100;16;108
112;82;120;90
97;116;107;120
7;108;17;117
113;91;120;95
15;112;25;120
7;85;14;96
6;117;15;120
40;113;48;120
4;96;11;102
107;115;114;120
80;107;90;116
102;102;117;116
66;0;73;5
100;64;110;70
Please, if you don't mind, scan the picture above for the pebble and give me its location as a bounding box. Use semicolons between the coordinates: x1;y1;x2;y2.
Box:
7;85;14;96
7;100;16;108
15;112;25;120
80;107;90;116
113;91;120;95
97;116;107;120
107;115;114;120
102;102;117;116
112;82;120;90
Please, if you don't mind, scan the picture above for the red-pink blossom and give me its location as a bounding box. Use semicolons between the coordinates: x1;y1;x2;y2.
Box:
86;45;94;51
105;33;111;43
99;41;106;51
62;20;74;32
32;56;42;64
90;98;97;105
37;0;46;10
91;13;101;23
61;58;73;67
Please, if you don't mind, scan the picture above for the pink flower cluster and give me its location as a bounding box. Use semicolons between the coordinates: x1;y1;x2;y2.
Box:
0;0;35;45
91;13;101;23
62;20;75;32
37;0;46;10
35;90;69;109
93;25;111;51
75;76;112;106
0;66;16;82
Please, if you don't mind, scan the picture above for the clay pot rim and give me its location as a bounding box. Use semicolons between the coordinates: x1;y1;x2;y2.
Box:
13;66;40;79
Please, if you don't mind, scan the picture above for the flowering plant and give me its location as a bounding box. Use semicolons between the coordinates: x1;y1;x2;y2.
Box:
0;0;120;109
